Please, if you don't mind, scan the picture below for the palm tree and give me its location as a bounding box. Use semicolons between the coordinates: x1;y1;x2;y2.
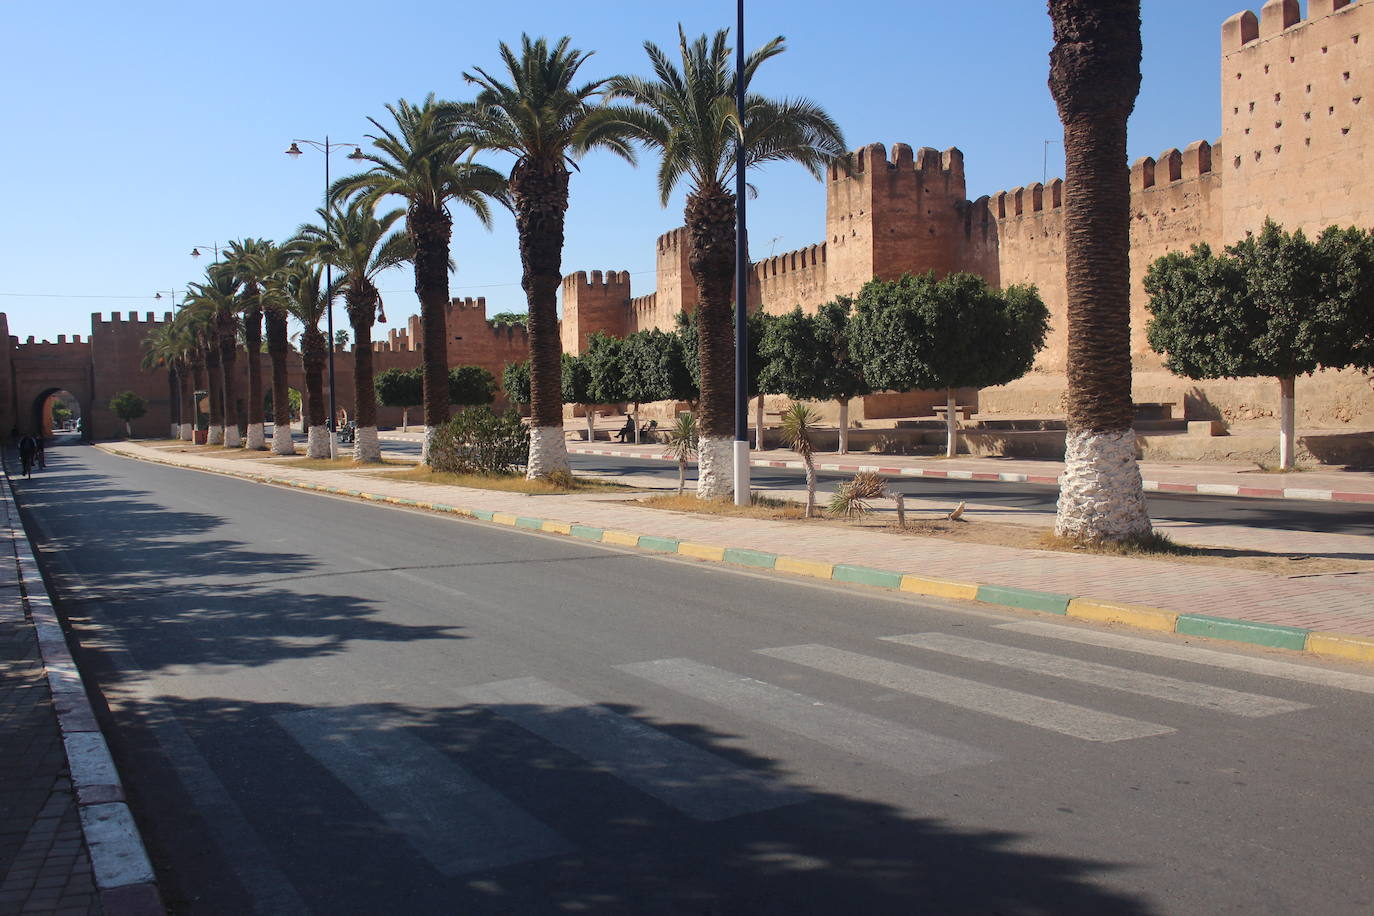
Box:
184;274;238;445
284;264;339;458
779;403;819;517
1048;0;1152;543
223;239;273;450
299;199;413;462
459;35;636;479
140;321;183;439
332;95;507;463
592;28;845;499
665;411;698;495
252;241;301;455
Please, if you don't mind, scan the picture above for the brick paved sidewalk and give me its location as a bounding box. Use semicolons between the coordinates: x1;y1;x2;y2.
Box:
1;502;101;915
106;442;1374;641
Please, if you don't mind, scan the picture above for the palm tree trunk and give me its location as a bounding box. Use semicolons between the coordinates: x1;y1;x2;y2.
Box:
513;161;572;480
302;328;329;459
685;182;738;500
244;301;265;449
168;369;180;439
1049;0;1151;543
267;306;295;455
804;456;816;518
755;395;765;450
411;203;452;463
218;314;242;448
190;360;205;441
204;342;224;445
349;288;381;463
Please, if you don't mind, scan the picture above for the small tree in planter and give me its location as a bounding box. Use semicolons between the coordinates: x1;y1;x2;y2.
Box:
849;272;1048;457
1145;221;1372;469
109;390;148;438
376;367;423;431
665;411;699;495
779;403;820;517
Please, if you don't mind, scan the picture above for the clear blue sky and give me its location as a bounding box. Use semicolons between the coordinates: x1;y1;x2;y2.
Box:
1;0;1255;344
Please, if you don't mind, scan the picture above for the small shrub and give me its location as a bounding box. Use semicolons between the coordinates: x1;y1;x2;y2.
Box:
428;407;530;475
828;471;888;518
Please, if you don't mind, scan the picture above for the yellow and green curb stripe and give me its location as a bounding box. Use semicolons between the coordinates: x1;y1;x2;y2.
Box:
93;443;1374;669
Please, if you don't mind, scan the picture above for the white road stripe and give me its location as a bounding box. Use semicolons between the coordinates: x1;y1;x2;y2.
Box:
277;708;571;876
882;633;1309;717
459;677;804;821
999;621;1374;694
757;645;1173;742
617;658;997;776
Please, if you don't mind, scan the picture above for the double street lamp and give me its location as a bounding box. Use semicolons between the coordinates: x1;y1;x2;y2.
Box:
285;138;365;458
189;242;222;263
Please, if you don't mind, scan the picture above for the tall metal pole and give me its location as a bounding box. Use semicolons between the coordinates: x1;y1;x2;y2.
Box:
324;135;338;458
732;0;751;506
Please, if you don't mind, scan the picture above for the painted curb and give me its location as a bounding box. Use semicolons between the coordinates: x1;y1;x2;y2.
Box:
96;443;1374;668
562;445;1374;505
2;463;164;914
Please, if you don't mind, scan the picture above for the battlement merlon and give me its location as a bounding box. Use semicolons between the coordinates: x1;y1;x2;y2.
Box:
1224;0;1352;52
826;142;966;186
656;227;689;253
560;269;632;293
447;296;488;314
90;311;173;327
755;242;827;279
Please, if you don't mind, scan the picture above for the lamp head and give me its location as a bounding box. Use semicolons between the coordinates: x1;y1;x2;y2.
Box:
348;146;365;160
190;248;201;258
285;142;303;157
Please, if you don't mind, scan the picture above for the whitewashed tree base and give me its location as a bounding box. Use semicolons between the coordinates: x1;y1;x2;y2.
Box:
224;426;242;448
169;423;178;439
421;426;436;465
178;423;193;441
207;426;224;445
1054;429;1152;542
245;423;266;450
526;425;570;479
696;435;735;501
354;427;381;463
272;428;296;455
306;425;330;459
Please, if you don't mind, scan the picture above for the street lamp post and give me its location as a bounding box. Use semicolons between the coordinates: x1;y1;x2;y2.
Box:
285;137;364;458
733;0;752;506
189;242;222;263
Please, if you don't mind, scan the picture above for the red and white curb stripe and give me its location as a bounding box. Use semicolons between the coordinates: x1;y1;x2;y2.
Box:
565;447;1374;504
2;471;163;915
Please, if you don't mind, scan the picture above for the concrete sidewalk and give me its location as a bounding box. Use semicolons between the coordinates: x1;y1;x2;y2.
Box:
101;441;1374;662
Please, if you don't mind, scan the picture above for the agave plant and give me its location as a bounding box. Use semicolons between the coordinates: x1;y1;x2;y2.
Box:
665;412;698;495
828;471;888;519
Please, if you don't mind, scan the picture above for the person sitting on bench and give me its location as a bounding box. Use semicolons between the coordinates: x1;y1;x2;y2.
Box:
639;419;658;440
615;416;635;443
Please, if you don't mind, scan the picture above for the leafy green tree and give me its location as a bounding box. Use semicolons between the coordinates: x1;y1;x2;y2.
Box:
593;28;845;498
1145;220;1370;469
583;332;629;414
448;366;498;407
813;298;871;453
489;312;529;328
621;328;695;443
461;35;636;479
849;272;1048;458
376;368;424;430
501;361;531;411
561;353;598;441
333;95;507;463
109;390;147;438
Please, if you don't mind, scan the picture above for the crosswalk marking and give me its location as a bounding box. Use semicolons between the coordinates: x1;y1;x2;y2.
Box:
458;677;805;821
617;658;997;777
757;645;1174;742
882;633;1310;717
276;708;571;876
999;621;1374;695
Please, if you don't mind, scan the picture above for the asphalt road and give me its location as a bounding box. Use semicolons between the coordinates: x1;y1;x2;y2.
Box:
15;441;1374;914
377;436;1374;537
